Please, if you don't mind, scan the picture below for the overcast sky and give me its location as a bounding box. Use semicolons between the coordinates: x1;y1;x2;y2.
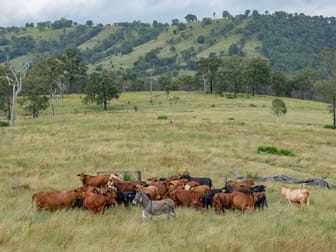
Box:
1;0;336;27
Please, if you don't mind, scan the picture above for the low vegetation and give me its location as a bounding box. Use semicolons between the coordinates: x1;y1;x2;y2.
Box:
0;92;335;252
257;145;295;156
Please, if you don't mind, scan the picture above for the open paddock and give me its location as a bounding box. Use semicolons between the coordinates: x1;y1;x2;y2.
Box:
1;92;335;251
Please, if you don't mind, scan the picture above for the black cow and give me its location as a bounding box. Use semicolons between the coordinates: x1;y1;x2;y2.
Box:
180;175;213;188
251;185;266;192
254;192;268;211
224;185;252;194
115;191;136;207
201;188;224;208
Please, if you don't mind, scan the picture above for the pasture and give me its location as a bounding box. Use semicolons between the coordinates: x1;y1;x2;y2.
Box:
0;92;335;252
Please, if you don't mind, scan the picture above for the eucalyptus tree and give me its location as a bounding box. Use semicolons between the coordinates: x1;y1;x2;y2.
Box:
0;66;11;119
291;68;323;100
1;59;29;126
320;48;336;128
245;57;271;96
196;55;222;94
83;72;121;110
271;70;290;97
57;48;87;94
24;57;62;117
219;56;246;97
271;98;287;123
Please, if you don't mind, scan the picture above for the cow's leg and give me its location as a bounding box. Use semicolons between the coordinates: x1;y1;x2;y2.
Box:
141;210;146;222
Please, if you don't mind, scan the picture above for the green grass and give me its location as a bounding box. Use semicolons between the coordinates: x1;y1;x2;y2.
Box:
0;92;335;252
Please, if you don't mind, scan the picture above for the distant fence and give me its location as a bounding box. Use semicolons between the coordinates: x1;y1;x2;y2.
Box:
96;170;142;181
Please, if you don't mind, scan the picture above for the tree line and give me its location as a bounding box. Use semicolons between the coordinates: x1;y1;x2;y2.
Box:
0;47;336;128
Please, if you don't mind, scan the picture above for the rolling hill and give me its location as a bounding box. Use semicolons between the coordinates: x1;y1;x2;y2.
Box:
1;11;336;77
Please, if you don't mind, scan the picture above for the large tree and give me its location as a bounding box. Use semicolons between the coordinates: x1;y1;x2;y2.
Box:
271;70;289;97
0;66;11;119
320;48;336;128
1;59;29;126
22;57;62;117
83;72;121;110
57;48;87;94
291;68;323;100
219;56;246;97
245;57;271;96
196;55;222;94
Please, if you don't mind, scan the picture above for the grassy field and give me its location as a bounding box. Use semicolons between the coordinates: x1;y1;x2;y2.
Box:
0;92;335;252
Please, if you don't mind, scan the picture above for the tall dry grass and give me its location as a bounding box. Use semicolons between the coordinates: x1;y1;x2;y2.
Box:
0;92;335;251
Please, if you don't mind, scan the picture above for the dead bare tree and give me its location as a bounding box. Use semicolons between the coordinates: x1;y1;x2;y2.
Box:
2;58;29;126
49;88;57;117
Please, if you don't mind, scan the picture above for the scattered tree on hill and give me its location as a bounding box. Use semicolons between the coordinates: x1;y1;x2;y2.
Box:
185;14;197;23
171;19;179;26
222;10;232;19
271;98;287;123
83;72;121;110
86;20;94;26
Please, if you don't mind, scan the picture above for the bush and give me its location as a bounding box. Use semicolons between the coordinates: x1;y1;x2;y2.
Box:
197;35;206;44
123;173;133;181
157;115;168;120
0;121;9;127
246;172;259;179
323;124;336;129
257;145;294;156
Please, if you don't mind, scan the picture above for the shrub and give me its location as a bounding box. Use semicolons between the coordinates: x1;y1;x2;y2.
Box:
157;115;168;120
197;35;206;44
123;173;133;181
323;124;336;129
246;172;259;179
257;145;294;156
0;121;9;127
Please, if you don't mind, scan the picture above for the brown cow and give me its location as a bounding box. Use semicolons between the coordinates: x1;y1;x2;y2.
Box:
83;191;107;214
191;185;211;194
136;184;159;200
77;172;110;188
102;187;117;207
148;181;169;199
168;179;188;190
169;188;202;209
109;180;143;193
230;191;255;213
185;181;201;189
225;178;255;189
32;188;85;211
212;192;232;214
82;187;117;214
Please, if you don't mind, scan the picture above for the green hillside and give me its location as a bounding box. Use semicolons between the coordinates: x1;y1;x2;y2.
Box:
1;11;336;77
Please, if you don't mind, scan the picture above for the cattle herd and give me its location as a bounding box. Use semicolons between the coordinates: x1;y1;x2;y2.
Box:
32;172;311;217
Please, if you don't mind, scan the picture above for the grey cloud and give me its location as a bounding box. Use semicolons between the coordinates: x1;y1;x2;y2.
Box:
0;0;335;27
